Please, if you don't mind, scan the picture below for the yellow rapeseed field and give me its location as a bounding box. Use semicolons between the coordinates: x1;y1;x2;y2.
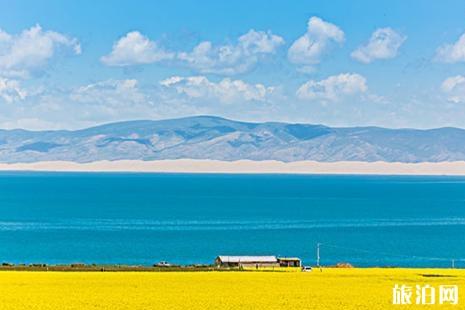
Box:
1;268;464;309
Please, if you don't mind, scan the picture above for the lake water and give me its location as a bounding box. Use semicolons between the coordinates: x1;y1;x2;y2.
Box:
1;172;465;267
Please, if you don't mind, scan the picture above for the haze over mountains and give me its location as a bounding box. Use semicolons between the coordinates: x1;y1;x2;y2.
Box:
0;116;464;163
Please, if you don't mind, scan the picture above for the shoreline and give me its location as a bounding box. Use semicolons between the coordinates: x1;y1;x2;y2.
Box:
0;265;460;272
1;159;465;175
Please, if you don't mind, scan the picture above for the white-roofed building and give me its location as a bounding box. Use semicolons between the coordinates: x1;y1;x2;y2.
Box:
215;255;279;268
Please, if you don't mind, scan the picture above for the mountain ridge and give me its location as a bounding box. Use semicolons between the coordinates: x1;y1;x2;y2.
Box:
1;115;465;163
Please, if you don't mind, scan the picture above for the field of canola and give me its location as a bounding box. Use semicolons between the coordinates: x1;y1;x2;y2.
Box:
1;268;465;309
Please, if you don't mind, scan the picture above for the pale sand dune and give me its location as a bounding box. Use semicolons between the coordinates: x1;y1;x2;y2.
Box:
1;159;465;175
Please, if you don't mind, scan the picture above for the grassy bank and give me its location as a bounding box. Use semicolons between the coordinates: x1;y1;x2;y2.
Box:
0;264;217;272
0;264;301;272
1;268;464;309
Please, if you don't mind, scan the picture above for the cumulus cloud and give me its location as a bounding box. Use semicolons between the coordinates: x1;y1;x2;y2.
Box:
101;31;174;66
0;77;27;103
70;79;146;105
160;76;275;103
296;73;367;102
288;17;344;66
435;33;465;63
178;29;285;75
9;76;277;129
441;75;465;103
0;24;80;78
351;28;406;63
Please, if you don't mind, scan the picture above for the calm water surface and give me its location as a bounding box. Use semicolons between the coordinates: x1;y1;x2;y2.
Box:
1;172;465;267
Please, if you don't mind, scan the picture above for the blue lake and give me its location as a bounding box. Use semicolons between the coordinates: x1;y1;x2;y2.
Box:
1;172;465;267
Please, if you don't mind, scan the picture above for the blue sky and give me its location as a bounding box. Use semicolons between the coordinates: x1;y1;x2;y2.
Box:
1;0;465;129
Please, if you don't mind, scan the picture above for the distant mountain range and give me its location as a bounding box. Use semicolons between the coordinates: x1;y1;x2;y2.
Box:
1;115;465;163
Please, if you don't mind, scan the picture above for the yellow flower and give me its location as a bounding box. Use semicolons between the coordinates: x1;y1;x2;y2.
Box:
0;268;463;309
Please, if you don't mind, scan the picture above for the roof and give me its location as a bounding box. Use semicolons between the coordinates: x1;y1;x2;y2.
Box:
217;256;278;263
278;257;301;261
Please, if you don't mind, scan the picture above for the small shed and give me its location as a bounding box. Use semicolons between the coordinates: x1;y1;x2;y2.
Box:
278;257;301;267
215;256;279;268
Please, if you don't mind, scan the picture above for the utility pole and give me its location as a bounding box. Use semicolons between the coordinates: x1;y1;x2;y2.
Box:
452;259;455;269
316;243;321;267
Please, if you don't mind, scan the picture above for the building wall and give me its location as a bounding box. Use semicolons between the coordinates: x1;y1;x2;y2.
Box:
215;259;280;268
240;263;280;268
278;260;301;267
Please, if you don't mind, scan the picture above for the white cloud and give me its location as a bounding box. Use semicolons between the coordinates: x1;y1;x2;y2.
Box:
70;79;146;105
435;33;465;63
351;28;406;63
160;76;275;103
0;77;27;103
101;31;174;66
296;73;367;102
0;118;62;130
288;17;344;65
441;75;465;103
0;25;80;78
178;29;284;75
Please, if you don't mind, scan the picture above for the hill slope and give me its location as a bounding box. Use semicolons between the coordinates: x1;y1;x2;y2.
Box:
1;116;464;163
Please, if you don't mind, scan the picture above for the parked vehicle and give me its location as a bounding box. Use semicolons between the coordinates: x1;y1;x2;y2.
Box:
154;261;172;267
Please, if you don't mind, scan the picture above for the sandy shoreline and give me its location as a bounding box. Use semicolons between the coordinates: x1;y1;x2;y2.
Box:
1;159;465;175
